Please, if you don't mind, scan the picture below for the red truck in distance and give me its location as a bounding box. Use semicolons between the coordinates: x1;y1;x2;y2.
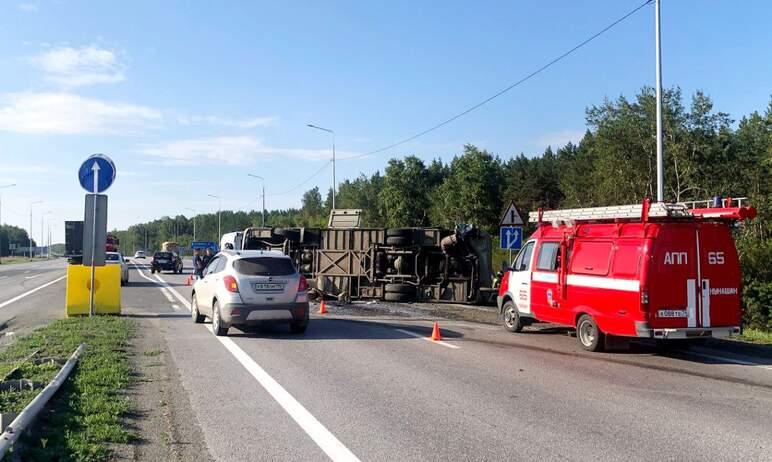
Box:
497;198;756;351
106;234;119;253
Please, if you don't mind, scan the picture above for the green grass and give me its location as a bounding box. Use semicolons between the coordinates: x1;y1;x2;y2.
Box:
0;256;34;265
0;316;136;462
733;327;772;345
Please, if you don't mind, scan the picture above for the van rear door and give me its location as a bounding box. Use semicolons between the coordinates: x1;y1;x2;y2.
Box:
696;223;742;328
649;224;699;329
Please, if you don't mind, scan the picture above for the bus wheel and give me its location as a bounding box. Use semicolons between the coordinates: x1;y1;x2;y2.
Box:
502;300;523;333
577;314;605;352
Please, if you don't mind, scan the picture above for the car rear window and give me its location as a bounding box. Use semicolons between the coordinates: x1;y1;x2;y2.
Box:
234;257;295;276
154;252;172;258
106;253;120;261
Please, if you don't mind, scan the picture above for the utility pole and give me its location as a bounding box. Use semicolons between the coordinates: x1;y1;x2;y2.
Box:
655;0;664;202
247;174;266;227
29;201;42;260
208;194;221;241
185;208;197;241
0;184;16;264
307;124;336;209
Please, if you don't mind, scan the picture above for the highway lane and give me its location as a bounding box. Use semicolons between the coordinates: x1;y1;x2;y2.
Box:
129;262;772;461
0;258;67;343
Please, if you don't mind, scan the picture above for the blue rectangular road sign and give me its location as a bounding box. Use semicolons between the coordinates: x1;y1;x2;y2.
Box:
499;226;523;250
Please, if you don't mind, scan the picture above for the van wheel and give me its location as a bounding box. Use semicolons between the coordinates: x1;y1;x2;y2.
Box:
502;300;523;333
577;314;604;352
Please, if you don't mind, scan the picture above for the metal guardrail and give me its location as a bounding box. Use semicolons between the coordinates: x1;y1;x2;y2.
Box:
0;343;85;459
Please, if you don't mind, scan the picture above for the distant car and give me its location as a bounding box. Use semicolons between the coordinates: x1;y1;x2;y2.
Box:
134;250;146;259
190;250;309;336
106;252;129;286
151;251;183;274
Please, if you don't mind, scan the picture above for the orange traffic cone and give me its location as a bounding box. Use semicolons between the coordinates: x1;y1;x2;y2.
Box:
319;299;327;315
430;321;442;341
185;275;192;286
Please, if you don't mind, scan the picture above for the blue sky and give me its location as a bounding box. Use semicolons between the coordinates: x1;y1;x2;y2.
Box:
1;0;770;243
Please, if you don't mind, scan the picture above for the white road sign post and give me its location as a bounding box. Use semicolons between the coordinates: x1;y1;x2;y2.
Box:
78;154;116;317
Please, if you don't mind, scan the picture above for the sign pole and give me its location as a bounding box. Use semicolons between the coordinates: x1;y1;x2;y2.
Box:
88;163;100;318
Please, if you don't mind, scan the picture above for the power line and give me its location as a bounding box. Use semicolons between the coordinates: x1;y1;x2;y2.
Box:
269;160;332;196
340;0;653;161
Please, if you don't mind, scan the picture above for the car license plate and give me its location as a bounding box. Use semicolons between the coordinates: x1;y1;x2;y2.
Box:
157;259;168;263
254;283;284;291
658;309;688;318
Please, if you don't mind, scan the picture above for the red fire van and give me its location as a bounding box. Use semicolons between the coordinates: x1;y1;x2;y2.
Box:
497;198;756;351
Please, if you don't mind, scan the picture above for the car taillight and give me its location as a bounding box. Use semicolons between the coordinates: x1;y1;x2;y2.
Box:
498;271;510;297
223;275;239;293
298;275;308;292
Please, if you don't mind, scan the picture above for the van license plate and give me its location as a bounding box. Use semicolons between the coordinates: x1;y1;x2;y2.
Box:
658;309;688;318
254;283;284;291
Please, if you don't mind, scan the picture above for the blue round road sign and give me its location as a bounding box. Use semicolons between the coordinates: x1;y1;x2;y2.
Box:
78;154;116;193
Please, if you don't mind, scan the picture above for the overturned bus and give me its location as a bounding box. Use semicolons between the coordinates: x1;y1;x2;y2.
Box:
229;213;495;304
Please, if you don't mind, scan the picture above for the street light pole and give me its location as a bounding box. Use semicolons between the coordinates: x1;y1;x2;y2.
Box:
0;183;16;265
247;174;266;227
307;124;336;210
655;0;664;202
208;194;221;241
185;208;197;241
29;201;42;260
42;211;52;259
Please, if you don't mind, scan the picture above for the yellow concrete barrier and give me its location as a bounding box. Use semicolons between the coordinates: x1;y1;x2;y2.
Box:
65;264;121;316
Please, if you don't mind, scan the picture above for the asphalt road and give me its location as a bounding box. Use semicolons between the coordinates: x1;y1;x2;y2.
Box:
1;259;771;461
124;261;772;461
0;258;67;344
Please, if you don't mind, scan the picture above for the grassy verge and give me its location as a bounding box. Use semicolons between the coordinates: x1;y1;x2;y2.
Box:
732;327;772;345
0;317;135;461
0;256;35;265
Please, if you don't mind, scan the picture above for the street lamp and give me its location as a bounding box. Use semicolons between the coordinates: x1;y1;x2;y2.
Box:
42;211;52;259
185;207;197;241
208;194;221;241
0;183;16;264
307;124;336;210
247;174;266;227
29;200;42;260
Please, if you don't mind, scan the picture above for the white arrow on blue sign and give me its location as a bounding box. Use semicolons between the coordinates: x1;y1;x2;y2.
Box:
499;226;522;250
78;154;116;194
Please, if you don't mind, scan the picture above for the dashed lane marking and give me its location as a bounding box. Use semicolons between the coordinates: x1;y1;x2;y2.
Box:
0;275;67;310
395;328;461;349
24;274;41;280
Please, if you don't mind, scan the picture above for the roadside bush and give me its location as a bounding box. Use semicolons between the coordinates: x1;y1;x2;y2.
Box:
743;281;772;331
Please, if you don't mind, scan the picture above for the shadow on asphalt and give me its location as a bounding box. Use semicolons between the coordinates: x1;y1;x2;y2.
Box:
124;313;190;319
224;318;465;341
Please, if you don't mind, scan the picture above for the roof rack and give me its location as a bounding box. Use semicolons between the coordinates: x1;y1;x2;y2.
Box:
529;201;691;224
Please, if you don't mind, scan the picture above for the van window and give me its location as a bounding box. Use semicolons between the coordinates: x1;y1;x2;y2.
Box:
536;242;560;271
612;241;642;278
570;241;612;276
512;241;535;272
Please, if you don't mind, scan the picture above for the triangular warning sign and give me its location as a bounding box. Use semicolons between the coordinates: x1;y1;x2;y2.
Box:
500;201;524;226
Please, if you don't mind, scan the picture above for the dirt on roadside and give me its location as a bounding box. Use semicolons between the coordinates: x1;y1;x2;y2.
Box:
111;313;213;462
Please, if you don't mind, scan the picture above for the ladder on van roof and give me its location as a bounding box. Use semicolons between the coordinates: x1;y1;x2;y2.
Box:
528;201;691;223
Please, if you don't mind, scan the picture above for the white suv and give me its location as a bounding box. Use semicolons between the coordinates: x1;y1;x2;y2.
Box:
190;250;309;336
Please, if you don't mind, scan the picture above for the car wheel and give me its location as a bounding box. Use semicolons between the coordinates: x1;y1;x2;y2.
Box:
386;228;412;238
577;314;605;352
212;301;228;336
384;283;414;294
191;294;205;324
385;236;411;247
502;300;523;333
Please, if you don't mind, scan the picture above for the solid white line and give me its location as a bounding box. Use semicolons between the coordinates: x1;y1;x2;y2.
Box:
215;332;361;461
171;304;181;312
395;328;461;349
685;351;772;371
0;275;67;310
150;270;361;461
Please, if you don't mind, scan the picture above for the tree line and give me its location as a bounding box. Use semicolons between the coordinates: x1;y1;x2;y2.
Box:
0;225;36;257
114;87;771;331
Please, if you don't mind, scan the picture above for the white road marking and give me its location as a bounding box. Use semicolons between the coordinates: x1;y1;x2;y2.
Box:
684;351;772;371
395;328;461;349
0;276;7;280
171;304;182;312
0;275;67;310
23;271;30;274
24;274;41;280
148;268;361;462
160;287;175;303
